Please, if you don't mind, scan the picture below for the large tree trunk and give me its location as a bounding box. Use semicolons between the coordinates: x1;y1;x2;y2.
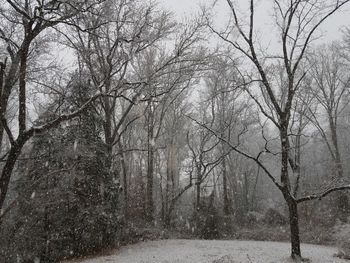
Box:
0;56;21;153
280;120;302;260
287;198;302;260
0;43;30;212
0;139;26;211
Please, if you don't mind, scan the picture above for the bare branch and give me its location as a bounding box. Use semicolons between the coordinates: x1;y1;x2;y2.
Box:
297;185;350;203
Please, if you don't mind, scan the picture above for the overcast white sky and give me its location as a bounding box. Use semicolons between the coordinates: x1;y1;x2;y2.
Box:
158;0;350;45
156;0;350;105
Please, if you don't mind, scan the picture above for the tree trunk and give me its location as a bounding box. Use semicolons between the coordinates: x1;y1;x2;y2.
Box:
0;61;6;150
164;203;172;227
243;172;249;214
251;167;260;211
18;45;29;134
222;156;230;215
146;142;154;221
329;117;348;221
164;136;180;227
164;147;171;225
293;131;301;197
146;103;155;221
329;117;343;177
103;90;113;171
280;120;302;260
196;181;201;210
287;198;302;260
195;165;202;210
0;54;22;154
119;142;128;219
0;139;26;211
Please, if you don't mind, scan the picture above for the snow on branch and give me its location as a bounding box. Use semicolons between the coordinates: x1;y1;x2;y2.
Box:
297;185;350;203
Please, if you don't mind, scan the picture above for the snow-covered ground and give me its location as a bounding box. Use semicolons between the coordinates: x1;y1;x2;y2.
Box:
64;239;347;263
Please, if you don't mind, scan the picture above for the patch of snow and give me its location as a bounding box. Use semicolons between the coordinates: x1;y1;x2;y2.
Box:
62;240;347;263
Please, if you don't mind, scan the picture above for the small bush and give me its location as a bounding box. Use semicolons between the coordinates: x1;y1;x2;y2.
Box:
333;219;350;259
263;208;288;226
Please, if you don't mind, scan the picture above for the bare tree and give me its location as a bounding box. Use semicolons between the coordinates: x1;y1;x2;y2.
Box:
63;0;176;171
160;92;191;226
62;0;208;221
131;20;208;221
203;53;245;215
205;0;350;260
306;43;350;220
187;97;235;212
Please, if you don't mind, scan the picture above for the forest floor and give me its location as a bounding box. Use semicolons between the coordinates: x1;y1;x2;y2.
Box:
63;239;348;263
